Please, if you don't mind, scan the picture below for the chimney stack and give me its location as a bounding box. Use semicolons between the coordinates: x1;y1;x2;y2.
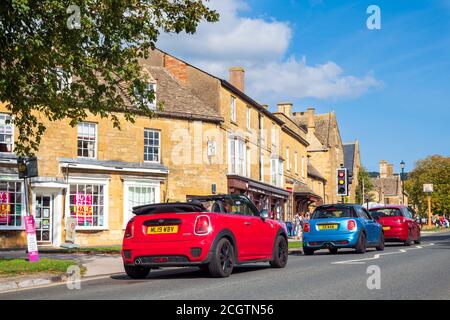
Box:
379;160;388;178
229;67;245;92
277;102;293;117
306;107;316;133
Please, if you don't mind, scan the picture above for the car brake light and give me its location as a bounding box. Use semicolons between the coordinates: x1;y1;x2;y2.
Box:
303;222;310;233
125;217;135;239
194;215;211;235
347;220;356;231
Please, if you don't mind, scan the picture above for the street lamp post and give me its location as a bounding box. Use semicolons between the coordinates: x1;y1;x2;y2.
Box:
400;160;405;204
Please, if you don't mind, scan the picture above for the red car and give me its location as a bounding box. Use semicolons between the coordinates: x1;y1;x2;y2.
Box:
122;194;288;279
369;205;421;245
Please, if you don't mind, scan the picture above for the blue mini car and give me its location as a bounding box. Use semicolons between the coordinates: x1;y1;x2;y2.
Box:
303;204;385;255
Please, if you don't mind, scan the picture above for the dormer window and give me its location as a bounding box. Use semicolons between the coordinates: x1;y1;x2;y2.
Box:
135;83;156;110
55;67;72;93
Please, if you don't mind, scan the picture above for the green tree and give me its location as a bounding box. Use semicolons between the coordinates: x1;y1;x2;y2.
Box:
355;166;375;204
0;0;219;155
405;155;450;216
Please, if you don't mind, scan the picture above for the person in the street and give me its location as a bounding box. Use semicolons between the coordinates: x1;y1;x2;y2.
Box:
294;212;302;240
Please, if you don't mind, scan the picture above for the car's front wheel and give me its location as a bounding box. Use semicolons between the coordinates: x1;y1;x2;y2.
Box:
328;248;338;254
124;265;151;279
270;236;288;268
208;238;235;278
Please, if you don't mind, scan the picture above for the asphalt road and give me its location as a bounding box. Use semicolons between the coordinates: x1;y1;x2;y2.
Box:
2;231;450;300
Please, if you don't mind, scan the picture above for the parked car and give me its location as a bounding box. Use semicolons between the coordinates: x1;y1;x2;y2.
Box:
122;194;288;279
303;204;385;255
369;205;421;245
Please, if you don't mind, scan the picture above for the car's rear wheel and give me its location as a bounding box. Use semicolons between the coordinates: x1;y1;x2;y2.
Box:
124;265;151;279
404;230;413;246
376;232;385;251
328;248;338;254
208;238;234;278
303;247;315;255
355;232;367;254
270;236;288;268
414;234;421;244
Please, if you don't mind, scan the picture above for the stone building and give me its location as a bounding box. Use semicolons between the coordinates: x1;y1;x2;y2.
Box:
0;48;314;248
369;160;408;205
343;140;361;203
291;108;345;204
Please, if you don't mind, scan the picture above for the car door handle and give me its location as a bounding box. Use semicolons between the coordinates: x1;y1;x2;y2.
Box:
244;222;251;226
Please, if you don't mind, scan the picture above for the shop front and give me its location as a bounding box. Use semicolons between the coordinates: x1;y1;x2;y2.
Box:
293;182;323;215
227;175;290;220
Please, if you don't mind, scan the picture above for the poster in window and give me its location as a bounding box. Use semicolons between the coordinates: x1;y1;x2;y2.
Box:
75;193;93;226
0;192;10;225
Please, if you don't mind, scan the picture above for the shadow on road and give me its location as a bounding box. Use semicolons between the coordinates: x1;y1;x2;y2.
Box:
110;264;271;281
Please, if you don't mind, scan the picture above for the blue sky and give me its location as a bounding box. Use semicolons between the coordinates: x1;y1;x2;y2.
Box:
157;0;450;172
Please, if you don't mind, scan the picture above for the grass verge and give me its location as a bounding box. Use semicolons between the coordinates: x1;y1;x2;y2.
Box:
0;258;85;277
288;241;303;250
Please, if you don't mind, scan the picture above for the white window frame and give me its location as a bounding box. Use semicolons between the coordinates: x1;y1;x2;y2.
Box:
135;83;157;110
259;114;265;144
270;156;284;187
286;147;290;171
0;178;26;230
123;180;160;229
228;136;246;176
144;129;161;163
301;156;306;178
65;177;109;230
246;147;251;178
246;107;251;130
0;113;14;154
230;96;237;123
260;153;264;182
77;122;98;159
294;152;298;175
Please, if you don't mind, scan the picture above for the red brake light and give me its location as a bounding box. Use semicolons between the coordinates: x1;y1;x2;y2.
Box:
195;215;211;235
303;222;310;233
347;220;356;231
125;217;135;239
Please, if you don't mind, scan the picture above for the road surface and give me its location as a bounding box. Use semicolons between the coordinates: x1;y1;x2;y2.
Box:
2;231;449;300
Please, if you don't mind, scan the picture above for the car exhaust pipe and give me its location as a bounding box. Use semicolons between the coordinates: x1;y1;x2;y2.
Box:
135;258;142;265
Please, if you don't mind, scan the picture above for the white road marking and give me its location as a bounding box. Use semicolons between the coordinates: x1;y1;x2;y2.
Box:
332;243;435;265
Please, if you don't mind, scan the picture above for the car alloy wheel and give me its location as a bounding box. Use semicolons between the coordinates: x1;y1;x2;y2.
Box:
376;232;385;251
270;236;288;268
329;248;338;254
404;230;413;246
208;238;235;278
124;265;151;279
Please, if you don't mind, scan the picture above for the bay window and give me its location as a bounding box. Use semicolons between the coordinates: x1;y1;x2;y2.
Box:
68;180;108;229
0;181;24;229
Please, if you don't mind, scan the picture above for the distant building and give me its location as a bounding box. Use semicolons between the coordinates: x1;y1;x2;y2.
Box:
369;161;408;205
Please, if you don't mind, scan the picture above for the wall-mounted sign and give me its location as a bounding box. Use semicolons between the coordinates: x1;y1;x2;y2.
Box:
207;140;216;157
423;184;434;193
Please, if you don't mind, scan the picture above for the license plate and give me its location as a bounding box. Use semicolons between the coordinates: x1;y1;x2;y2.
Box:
147;225;178;234
318;224;338;230
383;226;390;231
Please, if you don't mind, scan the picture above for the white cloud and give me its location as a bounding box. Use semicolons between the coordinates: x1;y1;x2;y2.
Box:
156;0;382;102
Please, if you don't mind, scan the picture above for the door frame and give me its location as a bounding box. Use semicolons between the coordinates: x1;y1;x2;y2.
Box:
31;186;65;247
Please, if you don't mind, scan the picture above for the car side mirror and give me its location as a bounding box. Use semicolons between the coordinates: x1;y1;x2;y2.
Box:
260;209;269;220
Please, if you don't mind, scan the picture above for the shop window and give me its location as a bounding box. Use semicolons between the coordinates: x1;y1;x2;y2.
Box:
144;129;160;162
69;183;106;228
0;181;24;229
77;122;97;158
0;114;14;153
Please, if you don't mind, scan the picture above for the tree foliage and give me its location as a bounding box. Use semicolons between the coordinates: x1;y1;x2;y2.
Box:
355;166;375;204
405;155;450;216
0;0;219;155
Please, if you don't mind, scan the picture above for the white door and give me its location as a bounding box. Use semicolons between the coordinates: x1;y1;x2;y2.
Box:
34;195;53;244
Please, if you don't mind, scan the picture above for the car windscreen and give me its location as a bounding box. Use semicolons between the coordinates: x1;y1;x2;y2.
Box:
312;207;354;219
370;208;402;217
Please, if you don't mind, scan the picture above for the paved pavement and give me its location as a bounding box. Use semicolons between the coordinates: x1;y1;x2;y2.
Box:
1;231;449;300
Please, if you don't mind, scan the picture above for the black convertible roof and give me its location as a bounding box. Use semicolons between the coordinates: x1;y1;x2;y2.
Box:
132;202;206;215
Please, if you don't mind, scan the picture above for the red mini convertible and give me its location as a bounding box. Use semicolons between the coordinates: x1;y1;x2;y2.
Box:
122;195;288;278
369;205;421;245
